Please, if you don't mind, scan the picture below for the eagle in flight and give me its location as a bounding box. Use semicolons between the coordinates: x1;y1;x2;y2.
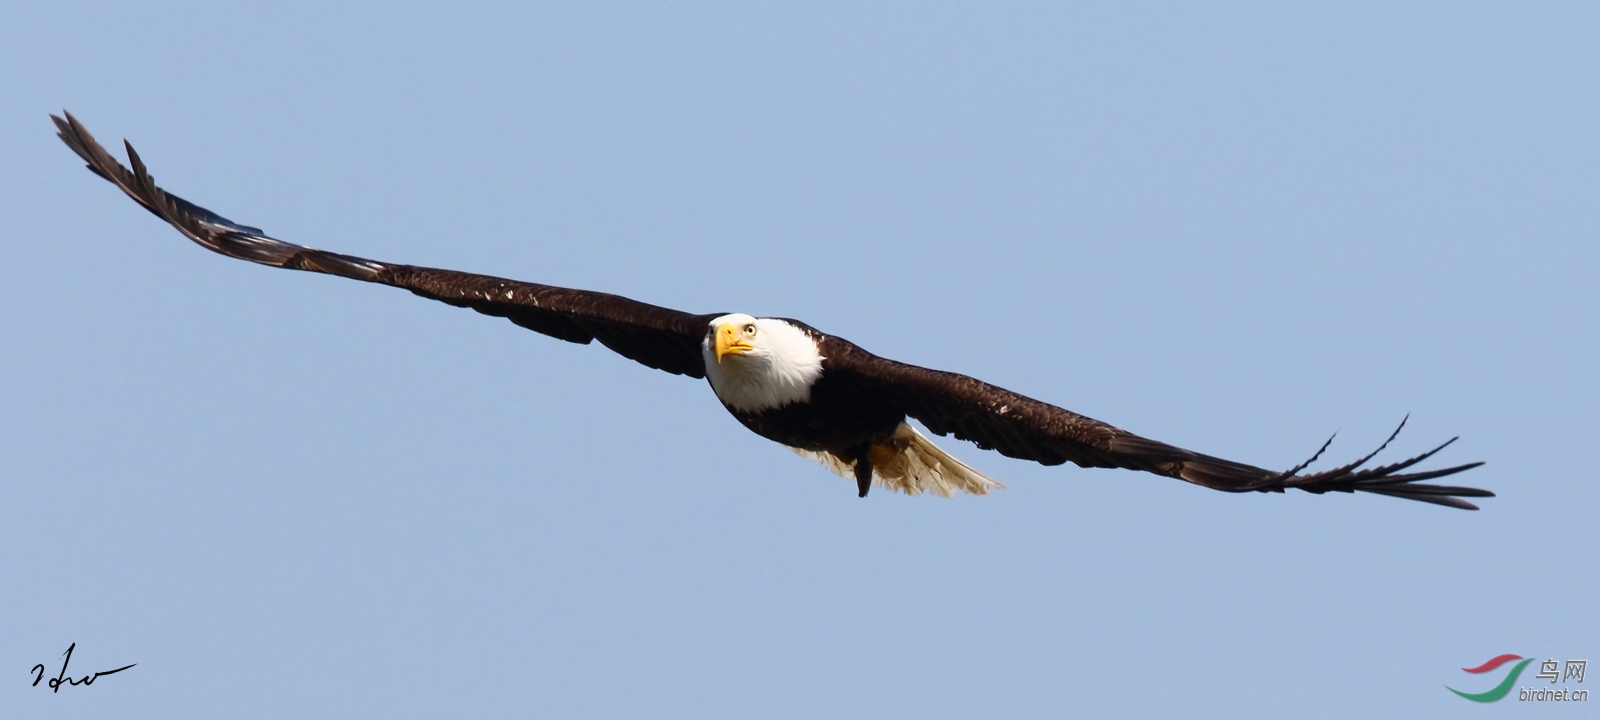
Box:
52;112;1491;509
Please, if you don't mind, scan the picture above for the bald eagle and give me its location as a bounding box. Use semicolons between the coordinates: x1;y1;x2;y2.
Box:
52;112;1491;509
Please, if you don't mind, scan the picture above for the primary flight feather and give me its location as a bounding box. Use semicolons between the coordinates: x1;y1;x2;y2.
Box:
52;112;1491;508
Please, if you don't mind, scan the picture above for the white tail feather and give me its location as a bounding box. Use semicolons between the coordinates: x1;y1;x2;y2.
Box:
788;422;1004;497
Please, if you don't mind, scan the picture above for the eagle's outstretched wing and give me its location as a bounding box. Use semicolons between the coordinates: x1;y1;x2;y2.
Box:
53;112;718;378
822;337;1491;509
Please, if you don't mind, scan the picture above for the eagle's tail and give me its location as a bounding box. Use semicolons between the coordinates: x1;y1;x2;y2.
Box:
790;423;1004;497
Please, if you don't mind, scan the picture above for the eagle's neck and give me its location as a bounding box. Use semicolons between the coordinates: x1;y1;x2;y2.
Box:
703;318;825;413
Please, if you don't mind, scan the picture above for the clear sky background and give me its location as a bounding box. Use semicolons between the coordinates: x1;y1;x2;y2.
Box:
3;2;1596;717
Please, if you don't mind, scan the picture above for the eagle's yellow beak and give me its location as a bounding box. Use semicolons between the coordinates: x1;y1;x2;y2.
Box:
714;323;754;362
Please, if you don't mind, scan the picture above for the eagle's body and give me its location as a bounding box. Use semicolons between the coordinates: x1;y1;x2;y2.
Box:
703;316;891;459
701;314;1000;496
52;112;1493;508
718;345;898;460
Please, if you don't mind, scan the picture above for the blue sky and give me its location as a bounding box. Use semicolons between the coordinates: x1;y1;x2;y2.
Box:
3;2;1596;717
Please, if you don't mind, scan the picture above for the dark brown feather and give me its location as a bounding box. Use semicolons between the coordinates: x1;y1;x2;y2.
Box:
820;336;1492;509
52;112;717;378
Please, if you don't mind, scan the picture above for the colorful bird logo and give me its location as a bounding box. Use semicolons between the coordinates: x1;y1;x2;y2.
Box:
1448;654;1534;702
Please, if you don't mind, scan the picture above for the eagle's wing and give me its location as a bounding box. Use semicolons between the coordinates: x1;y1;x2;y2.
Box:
821;336;1491;509
53;112;717;378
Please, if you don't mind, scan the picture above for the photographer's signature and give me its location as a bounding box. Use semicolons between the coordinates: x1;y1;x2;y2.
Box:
30;643;135;692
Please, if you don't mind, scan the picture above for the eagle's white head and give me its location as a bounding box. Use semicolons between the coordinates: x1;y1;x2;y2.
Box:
702;313;825;413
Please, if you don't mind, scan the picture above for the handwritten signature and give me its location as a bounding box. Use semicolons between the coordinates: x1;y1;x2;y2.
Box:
30;643;135;692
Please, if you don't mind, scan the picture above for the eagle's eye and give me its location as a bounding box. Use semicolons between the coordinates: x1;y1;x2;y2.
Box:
744;324;757;336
